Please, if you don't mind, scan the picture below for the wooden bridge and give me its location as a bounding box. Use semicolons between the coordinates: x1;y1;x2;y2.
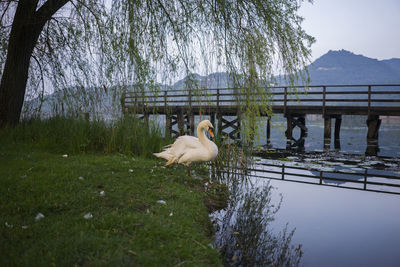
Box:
122;84;400;156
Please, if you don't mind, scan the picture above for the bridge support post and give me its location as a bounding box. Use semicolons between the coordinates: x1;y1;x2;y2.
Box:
188;112;195;135
334;115;342;150
285;115;293;149
215;113;241;140
324;115;342;151
324;117;331;150
177;108;185;136
298;116;307;149
210;113;216;131
166;114;171;138
285;114;307;150
217;112;222;137
366;115;381;156
266;116;271;147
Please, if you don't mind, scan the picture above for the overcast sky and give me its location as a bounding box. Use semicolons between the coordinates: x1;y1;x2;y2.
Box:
299;0;400;61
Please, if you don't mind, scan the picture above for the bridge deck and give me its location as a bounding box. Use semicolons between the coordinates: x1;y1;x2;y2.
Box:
123;84;400;117
123;104;400;116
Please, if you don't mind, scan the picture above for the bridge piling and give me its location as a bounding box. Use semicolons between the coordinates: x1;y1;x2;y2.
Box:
266;116;271;147
324;116;331;150
285;114;307;150
366;115;381;156
334;115;342;150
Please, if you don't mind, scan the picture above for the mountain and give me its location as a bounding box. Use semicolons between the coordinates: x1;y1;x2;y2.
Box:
306;50;400;85
172;50;400;87
172;72;230;90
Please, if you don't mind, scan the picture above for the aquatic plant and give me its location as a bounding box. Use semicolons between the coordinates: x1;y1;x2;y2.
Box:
213;179;302;266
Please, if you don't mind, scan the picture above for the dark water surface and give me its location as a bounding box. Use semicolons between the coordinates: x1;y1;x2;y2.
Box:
268;179;400;267
212;160;400;266
210;115;400;266
258;115;400;158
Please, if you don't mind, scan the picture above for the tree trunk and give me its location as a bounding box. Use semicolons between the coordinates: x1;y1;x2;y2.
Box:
0;0;69;127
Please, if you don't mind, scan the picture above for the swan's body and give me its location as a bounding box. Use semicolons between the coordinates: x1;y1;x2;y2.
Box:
154;120;218;176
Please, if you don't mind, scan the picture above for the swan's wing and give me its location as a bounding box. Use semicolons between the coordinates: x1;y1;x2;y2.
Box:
156;135;201;163
167;136;202;157
172;135;202;149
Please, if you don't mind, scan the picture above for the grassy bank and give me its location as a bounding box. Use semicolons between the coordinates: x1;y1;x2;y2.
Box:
0;116;172;157
0;119;224;266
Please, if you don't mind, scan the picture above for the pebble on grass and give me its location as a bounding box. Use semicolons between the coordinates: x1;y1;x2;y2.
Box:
35;213;45;221
84;212;93;219
157;200;166;205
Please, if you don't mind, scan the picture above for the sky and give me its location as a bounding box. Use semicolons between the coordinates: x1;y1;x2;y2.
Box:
299;0;400;61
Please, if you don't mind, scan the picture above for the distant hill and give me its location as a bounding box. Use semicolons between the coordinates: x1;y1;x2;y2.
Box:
173;50;400;87
306;50;400;85
172;72;230;90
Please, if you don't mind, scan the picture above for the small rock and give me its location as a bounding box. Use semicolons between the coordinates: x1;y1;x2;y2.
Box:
157;200;166;205
78;176;84;180
62;154;68;158
5;222;13;228
99;191;105;196
35;213;45;221
169;212;173;217
84;212;93;219
129;169;134;173
21;225;28;229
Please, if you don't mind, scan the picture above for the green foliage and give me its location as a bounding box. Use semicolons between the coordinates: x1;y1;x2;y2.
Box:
0;144;222;266
0;116;171;157
1;1;314;132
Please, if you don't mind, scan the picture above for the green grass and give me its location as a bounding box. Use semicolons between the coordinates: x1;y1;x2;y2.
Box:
0;120;223;266
0;116;172;157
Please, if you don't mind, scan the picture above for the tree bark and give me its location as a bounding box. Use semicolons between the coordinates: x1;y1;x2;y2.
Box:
0;0;69;127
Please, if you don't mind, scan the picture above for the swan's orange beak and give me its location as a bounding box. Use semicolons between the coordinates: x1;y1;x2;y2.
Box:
208;128;214;138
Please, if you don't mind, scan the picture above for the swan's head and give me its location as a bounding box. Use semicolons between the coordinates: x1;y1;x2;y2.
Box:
199;120;215;138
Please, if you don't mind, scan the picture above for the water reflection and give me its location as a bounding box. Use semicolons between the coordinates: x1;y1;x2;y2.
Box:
211;163;303;266
211;145;400;267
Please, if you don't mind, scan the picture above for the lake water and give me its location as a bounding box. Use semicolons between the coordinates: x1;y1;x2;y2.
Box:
211;161;400;266
208;114;400;266
268;179;400;267
256;114;400;158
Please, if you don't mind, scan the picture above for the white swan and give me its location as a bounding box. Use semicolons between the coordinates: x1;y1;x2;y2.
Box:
154;120;218;176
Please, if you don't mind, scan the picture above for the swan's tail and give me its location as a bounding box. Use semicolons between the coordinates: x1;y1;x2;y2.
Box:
153;151;176;166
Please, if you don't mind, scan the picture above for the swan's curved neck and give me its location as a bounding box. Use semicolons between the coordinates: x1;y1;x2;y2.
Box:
197;126;208;145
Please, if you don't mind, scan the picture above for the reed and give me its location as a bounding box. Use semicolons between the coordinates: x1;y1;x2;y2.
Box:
0;116;172;158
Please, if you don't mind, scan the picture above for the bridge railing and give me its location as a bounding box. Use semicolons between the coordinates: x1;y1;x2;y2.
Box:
123;84;400;112
217;161;400;195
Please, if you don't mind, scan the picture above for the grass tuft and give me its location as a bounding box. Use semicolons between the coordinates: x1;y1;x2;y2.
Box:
0;116;172;157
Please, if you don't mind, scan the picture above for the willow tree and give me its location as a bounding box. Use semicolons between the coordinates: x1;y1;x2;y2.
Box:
0;0;314;128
